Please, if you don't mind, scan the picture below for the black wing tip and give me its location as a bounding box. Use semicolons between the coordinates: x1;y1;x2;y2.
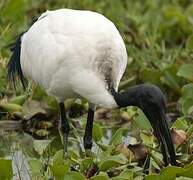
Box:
7;32;28;90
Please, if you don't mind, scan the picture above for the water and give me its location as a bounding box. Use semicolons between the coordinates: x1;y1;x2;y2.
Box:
0;122;132;179
0;131;33;179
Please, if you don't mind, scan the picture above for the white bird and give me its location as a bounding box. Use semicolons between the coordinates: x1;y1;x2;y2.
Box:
8;9;176;166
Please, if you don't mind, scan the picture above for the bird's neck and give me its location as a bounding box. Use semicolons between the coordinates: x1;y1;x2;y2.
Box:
111;85;143;108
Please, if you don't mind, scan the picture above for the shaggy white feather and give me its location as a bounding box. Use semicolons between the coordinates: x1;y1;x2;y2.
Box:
20;9;127;108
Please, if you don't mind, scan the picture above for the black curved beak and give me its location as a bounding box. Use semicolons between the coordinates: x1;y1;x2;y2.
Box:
144;108;177;166
111;84;177;166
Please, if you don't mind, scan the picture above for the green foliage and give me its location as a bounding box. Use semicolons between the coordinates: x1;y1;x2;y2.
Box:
1;0;193;179
99;154;127;171
109;127;127;145
146;164;193;180
0;159;13;180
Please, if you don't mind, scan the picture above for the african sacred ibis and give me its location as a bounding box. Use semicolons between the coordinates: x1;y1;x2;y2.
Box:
7;9;177;166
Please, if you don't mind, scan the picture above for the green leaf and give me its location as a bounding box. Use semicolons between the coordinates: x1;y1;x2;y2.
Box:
99;154;127;171
109;128;126;145
93;123;103;142
63;171;85;180
49;164;70;179
9;95;26;105
177;64;193;81
134;109;151;131
49;150;70;179
159;166;182;180
91;174;109;180
140;131;153;145
145;174;160;180
179;163;193;178
32;85;58;111
181;99;193;115
0;159;13;179
172;117;188;131
53;150;65;165
112;169;133;180
145;164;193;180
181;84;193;99
186;34;193;49
0;102;22;112
80;158;93;173
179;84;193;114
176;178;193;180
162;65;180;92
28;159;42;176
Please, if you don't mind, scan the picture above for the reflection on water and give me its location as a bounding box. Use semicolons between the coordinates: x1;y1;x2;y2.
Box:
12;150;30;180
0;130;57;179
0;131;33;179
2;131;55;179
0;124;132;179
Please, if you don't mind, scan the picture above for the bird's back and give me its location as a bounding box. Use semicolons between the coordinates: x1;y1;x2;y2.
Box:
20;9;127;107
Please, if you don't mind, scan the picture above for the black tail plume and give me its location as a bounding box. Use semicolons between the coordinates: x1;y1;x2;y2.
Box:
7;33;28;90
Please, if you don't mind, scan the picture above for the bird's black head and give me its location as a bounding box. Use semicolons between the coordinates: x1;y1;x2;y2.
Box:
112;84;177;166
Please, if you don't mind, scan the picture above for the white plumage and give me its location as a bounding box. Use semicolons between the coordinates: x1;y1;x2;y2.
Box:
8;8;177;166
20;9;127;108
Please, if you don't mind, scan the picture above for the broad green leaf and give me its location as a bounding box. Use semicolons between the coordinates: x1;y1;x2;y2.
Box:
177;64;193;82
9;95;26;105
0;102;22;112
179;84;193;114
182;99;193;115
181;84;193;99
188;106;193;115
176;178;193;180
63;171;85;180
28;159;42;176
53;150;65;165
50;150;71;179
99;154;127;171
172;117;188;131
80;158;93;173
91;174;109;180
52;149;79;166
0;159;13;179
109;128;126;145
140;131;153;145
186;34;193;49
179;163;193;178
112;169;133;180
93;123;103;142
146;164;193;180
49;164;69;179
134;109;151;131
145;174;160;180
162;66;180;92
32;85;58;111
159;166;182;180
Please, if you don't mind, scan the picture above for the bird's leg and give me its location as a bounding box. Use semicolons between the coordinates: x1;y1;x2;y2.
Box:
59;102;70;159
83;105;95;150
